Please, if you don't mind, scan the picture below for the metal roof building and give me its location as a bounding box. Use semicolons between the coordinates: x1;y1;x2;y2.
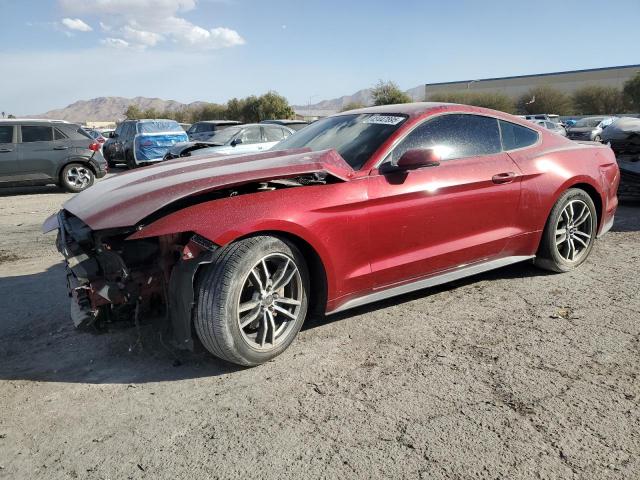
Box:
424;64;640;99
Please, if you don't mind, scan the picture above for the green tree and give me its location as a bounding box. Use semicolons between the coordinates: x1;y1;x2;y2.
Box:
572;85;625;114
192;103;227;122
517;86;573;115
124;105;143;119
427;91;515;114
340;102;366;112
225;98;245;121
623;72;640;112
371;80;412;106
255;91;295;121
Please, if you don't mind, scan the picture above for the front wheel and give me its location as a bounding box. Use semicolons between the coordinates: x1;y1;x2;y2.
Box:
195;236;309;366
60;163;95;192
593;135;602;142
534;188;597;272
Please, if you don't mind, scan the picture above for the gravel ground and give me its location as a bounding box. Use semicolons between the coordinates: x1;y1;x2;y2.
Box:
0;178;638;480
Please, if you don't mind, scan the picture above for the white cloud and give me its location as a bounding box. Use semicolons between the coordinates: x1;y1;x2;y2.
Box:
100;37;130;49
61;17;92;32
58;0;243;50
123;26;162;46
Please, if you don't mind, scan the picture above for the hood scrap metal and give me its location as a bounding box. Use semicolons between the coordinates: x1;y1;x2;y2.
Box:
61;148;354;231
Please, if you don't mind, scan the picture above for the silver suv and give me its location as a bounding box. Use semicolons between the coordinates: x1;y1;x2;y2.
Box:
0;119;107;192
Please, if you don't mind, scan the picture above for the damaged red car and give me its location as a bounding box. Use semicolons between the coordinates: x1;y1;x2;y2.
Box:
44;103;619;366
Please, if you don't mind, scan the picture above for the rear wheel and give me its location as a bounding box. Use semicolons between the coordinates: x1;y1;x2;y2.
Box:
125;150;137;169
195;236;309;366
534;188;597;272
60;163;95;192
594;135;602;142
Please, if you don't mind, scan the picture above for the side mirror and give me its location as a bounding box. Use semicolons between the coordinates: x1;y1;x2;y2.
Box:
396;148;441;170
231;137;243;146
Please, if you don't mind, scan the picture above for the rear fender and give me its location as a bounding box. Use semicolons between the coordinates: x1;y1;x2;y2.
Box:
56;156;97;179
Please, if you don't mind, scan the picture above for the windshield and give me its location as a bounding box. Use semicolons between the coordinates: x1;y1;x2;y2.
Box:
574;117;605;128
207;126;242;144
138;120;183;134
273;113;408;169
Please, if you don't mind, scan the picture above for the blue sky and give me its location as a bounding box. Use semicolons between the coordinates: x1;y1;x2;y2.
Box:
0;0;639;115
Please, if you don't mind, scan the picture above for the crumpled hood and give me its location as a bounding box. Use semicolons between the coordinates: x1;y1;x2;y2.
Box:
61;148;354;231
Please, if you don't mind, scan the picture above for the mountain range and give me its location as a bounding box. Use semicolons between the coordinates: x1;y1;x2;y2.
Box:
33;96;208;122
32;85;426;122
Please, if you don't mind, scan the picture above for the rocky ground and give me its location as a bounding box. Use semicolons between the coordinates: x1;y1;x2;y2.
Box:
0;179;638;479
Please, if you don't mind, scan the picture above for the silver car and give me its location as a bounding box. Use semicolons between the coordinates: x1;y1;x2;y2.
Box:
163;123;295;160
566;116;617;142
533;120;567;136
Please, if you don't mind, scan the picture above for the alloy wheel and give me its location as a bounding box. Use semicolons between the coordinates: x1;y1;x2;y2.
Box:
66;166;91;189
237;253;303;350
554;199;594;262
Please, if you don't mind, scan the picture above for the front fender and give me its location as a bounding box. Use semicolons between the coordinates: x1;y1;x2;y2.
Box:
128;191;343;300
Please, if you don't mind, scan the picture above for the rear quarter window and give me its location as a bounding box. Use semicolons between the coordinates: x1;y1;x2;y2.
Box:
499;120;539;151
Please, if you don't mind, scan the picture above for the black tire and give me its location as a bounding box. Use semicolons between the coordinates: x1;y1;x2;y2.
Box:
195;236;310;366
125;150;137;169
594;135;602;142
103;149;115;168
534;188;597;273
60;163;95;192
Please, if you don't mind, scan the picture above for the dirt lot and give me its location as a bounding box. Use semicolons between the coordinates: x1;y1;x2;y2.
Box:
0;180;638;480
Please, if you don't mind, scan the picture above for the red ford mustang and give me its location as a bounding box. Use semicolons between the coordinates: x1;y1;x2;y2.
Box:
44;103;619;366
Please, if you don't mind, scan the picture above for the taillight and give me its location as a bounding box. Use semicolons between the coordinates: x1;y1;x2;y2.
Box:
89;142;100;151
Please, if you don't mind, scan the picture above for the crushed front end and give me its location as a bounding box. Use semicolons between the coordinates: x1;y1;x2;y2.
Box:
50;209;217;349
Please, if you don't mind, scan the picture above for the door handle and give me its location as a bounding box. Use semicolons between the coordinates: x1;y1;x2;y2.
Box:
492;172;517;184
0;147;12;153
53;145;69;150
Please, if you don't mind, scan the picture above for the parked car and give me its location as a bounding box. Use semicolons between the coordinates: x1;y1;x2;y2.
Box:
261;119;309;131
0;119;106;192
532;120;567;136
566;116;617;142
186;120;242;141
103;119;188;169
601;117;640;156
524;114;562;125
165;123;294;159
84;128;107;148
45;103;619;366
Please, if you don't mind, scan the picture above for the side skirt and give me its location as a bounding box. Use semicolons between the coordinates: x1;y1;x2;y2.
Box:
327;255;535;315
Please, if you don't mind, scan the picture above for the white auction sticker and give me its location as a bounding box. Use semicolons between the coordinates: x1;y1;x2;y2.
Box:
363;115;405;125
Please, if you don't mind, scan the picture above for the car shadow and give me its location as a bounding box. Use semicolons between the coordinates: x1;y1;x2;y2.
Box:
611;204;640;232
303;260;552;331
2;206;636;384
0;184;67;197
0;263;242;384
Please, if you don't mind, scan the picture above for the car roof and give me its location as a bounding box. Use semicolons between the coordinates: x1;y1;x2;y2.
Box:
195;120;242;125
129;118;179;123
261;119;308;124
